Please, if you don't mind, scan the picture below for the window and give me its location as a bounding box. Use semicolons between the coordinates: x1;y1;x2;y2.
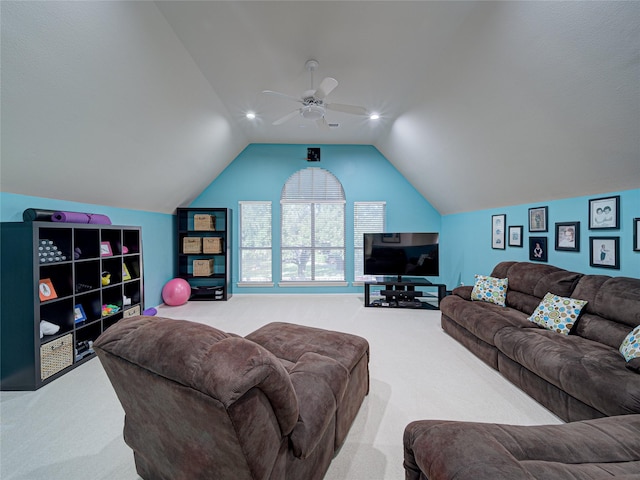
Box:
354;202;386;281
239;201;272;284
281;168;346;283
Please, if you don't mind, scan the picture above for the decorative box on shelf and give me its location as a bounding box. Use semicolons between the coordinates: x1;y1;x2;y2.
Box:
193;259;214;276
183;237;202;254
202;237;222;254
194;214;216;231
40;334;73;380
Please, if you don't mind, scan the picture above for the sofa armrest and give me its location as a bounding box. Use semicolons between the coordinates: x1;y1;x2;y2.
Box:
451;285;473;300
289;352;349;459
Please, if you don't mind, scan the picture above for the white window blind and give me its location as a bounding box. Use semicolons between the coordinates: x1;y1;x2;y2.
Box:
281;168;345;283
239;201;272;283
354;202;386;280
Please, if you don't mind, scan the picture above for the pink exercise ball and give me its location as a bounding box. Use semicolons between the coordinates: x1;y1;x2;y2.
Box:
162;278;191;306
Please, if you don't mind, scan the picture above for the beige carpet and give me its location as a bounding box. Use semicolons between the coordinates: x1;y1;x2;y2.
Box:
0;295;561;480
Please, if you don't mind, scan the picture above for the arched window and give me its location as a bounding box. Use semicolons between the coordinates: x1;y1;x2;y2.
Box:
281;167;345;283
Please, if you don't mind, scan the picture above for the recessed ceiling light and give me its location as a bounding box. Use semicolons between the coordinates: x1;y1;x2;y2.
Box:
369;113;380;120
246;112;256;120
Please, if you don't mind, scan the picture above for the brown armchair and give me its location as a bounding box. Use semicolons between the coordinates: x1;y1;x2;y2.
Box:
94;316;369;480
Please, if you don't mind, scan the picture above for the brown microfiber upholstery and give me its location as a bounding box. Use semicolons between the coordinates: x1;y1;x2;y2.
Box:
94;316;369;480
404;415;640;480
439;261;640;422
247;321;370;450
289;352;349;458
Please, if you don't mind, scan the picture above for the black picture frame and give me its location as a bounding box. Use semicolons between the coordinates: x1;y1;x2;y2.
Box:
590;236;620;269
634;218;640;252
491;214;506;249
555;221;580;252
529;236;548;262
588;195;620;229
528;206;548;232
508;225;523;247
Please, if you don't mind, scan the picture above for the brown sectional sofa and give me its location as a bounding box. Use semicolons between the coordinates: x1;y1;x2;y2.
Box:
404;415;640;480
94;316;369;480
440;261;640;421
404;261;640;480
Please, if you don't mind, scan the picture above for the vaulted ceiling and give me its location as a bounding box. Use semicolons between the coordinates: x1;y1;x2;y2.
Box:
2;1;638;215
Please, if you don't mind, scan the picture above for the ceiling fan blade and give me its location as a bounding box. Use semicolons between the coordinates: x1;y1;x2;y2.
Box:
314;77;338;100
326;103;368;116
316;117;330;131
272;110;300;126
262;90;303;104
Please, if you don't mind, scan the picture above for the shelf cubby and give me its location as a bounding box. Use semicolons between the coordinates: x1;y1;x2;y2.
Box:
1;221;144;390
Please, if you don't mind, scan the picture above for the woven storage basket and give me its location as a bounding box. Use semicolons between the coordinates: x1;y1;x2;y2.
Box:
40;334;73;380
194;214;216;231
203;237;223;254
193;259;214;276
183;237;202;254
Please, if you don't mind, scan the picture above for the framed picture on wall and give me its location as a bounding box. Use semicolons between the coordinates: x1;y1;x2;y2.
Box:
589;195;619;229
491;214;506;249
529;236;548;262
555;222;580;252
508;225;523;247
528;206;548;232
634;218;640;252
590;236;620;269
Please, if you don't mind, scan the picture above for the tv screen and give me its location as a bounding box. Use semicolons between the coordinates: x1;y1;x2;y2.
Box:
363;233;439;279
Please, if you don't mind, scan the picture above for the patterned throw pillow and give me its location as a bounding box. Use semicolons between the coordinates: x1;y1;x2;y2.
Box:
528;292;588;335
620;325;640;362
470;275;508;307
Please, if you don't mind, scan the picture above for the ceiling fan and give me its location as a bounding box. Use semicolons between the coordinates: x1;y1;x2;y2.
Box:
262;59;368;129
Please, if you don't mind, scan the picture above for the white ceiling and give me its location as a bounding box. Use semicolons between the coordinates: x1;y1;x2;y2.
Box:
1;1;639;215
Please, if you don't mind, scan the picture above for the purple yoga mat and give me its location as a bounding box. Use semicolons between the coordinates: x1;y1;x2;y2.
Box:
51;211;112;225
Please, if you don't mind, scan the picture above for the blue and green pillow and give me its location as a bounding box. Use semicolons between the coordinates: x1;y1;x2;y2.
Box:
528;292;587;335
471;275;508;307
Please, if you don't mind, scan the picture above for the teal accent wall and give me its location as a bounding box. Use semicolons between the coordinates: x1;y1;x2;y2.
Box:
190;144;442;293
3;159;636;303
0;192;174;306
442;189;640;287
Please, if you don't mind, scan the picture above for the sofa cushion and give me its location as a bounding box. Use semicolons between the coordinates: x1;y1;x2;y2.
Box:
492;262;583;316
495;326;640;416
620;325;640;362
440;294;536;347
527;292;588;335
288;352;349;459
627;357;640;374
471;275;508;306
572;276;640;349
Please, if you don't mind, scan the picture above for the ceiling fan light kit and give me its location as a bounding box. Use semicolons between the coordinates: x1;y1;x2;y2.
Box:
262;59;369;127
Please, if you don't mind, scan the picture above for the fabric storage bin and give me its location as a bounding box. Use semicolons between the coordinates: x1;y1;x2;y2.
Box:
193;259;214;276
183;237;202;254
40;334;73;380
203;237;222;254
194;215;216;231
123;305;141;318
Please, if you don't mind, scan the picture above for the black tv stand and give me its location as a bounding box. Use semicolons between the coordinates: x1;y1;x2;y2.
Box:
364;277;445;310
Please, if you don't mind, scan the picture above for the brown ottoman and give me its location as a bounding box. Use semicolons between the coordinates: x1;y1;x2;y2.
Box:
247;321;370;448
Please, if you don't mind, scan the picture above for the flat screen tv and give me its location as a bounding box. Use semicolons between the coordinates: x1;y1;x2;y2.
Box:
363;232;439;281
